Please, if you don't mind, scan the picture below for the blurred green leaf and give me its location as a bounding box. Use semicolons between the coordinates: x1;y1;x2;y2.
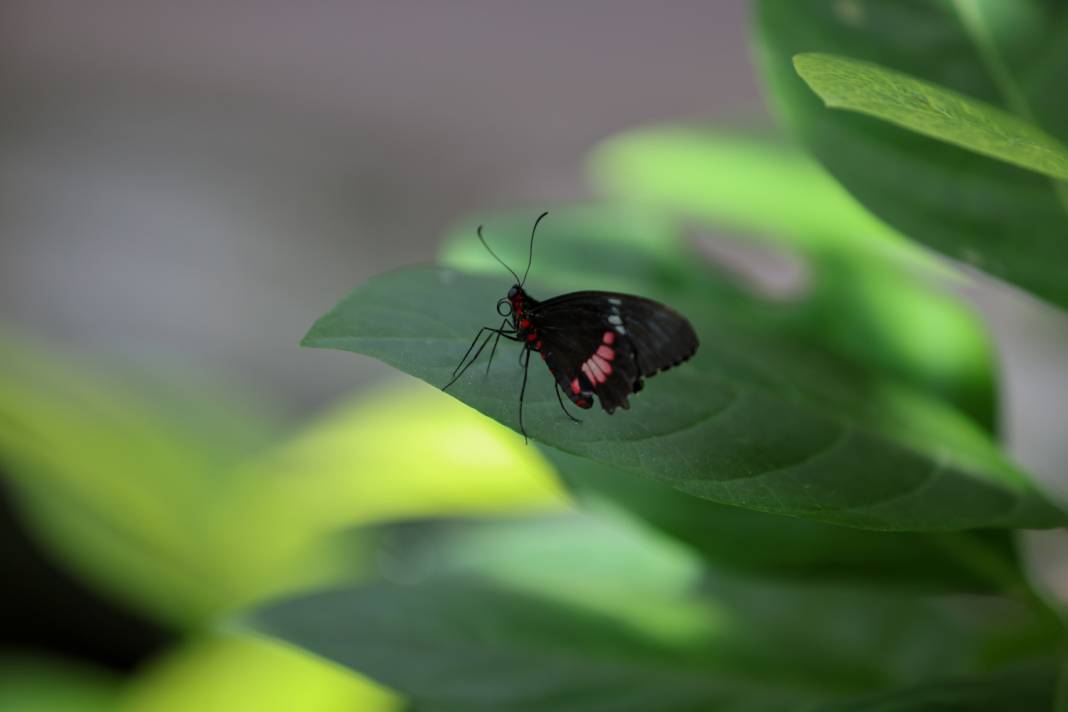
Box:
0;656;119;712
589;126;912;258
0;335;563;627
120;635;398;712
545;447;1022;593
756;0;1068;310
251;514;1050;711
589;127;997;429
214;382;567;612
794;52;1068;180
232;381;564;535
0;336;282;625
812;665;1056;711
305;208;1063;530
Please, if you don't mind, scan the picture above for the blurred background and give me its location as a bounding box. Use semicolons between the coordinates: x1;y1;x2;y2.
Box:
2;2;1067;710
1;1;759;411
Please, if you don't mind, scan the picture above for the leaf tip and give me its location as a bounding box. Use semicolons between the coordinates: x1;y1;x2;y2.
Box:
791;52;841;107
300;327;325;349
791;52;822;75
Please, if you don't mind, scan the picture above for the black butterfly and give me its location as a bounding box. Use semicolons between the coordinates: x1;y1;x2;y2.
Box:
443;212;699;441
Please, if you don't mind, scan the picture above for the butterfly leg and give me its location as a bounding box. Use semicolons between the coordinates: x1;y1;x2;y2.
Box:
451;326;507;377
443;326;516;391
517;346;531;443
554;381;582;424
484;318;510;377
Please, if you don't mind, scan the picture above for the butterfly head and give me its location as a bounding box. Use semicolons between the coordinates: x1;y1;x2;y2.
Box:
498;284;526;318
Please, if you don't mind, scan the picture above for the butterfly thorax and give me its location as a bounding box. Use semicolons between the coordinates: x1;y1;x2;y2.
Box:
507;285;543;351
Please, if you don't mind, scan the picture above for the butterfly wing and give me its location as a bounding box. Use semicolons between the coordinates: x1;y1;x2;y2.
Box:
531;291;698;414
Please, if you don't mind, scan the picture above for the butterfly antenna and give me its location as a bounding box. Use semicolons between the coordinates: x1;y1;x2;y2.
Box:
477;225;522;284
520;211;549;287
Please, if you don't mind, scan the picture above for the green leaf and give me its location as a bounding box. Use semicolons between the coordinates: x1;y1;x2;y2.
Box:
0;335;284;625
589;127;998;430
793;52;1068;181
813;666;1056;711
304;208;1063;531
0;656;118;712
545;447;1022;593
120;635;399;712
226;381;565;540
756;0;1068;310
589;126;914;258
250;514;1051;711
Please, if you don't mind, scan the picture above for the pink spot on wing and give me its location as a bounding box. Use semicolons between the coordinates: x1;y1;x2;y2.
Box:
581;363;597;386
603;331;615;345
596;345;614;360
593;357;613;378
586;358;607;384
571;378;581;394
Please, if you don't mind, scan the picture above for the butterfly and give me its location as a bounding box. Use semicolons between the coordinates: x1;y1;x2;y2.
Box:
443;212;699;441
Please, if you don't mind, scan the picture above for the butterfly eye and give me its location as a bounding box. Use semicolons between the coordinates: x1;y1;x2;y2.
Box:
497;298;513;317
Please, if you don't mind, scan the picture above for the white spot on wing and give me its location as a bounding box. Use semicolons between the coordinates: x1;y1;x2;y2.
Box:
608;298;622;305
607;314;622;326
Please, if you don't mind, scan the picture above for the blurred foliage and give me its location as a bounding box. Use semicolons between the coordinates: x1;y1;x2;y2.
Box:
0;656;119;712
546;447;1022;593
120;635;398;712
0;335;562;628
756;0;1068;311
812;665;1059;711
252;514;1056;711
